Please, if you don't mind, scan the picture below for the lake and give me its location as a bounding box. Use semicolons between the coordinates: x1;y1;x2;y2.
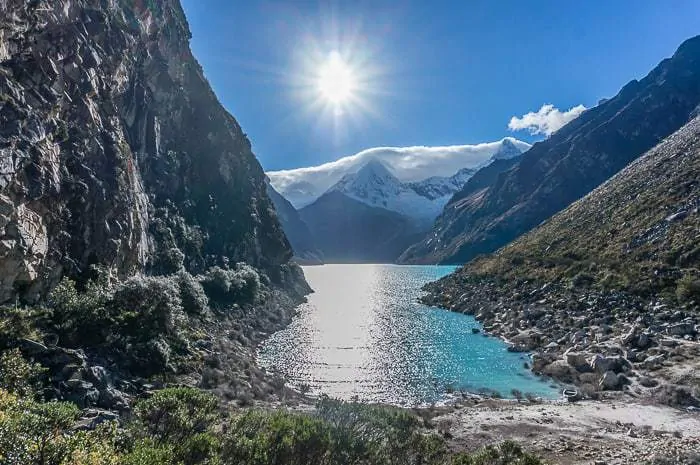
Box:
257;264;559;405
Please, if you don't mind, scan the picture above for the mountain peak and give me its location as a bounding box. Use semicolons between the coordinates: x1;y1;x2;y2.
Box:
492;138;527;160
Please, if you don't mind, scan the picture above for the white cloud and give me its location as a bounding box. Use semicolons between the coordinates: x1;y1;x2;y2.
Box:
508;104;587;136
266;137;531;208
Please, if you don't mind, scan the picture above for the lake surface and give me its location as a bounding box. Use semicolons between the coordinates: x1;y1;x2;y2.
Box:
258;264;559;405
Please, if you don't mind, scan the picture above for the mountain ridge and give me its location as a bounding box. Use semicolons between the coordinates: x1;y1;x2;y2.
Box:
401;35;700;264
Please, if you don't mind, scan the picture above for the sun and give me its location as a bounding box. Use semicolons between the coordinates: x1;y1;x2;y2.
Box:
317;51;356;105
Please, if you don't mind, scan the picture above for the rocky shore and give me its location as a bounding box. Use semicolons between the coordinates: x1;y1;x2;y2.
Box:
422;275;700;407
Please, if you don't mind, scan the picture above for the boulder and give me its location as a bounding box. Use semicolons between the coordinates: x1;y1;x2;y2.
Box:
667;323;695;337
87;366;111;389
599;371;620;390
589;354;630;374
565;351;591;372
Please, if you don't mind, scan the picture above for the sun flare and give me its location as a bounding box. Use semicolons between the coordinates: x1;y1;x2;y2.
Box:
317;51;356;105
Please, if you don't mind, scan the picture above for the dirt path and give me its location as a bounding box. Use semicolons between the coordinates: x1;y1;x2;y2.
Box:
436;399;700;464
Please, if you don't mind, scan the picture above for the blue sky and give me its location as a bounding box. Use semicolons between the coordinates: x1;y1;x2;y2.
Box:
181;0;700;171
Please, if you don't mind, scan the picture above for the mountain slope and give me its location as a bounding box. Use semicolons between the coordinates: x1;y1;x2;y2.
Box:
266;182;323;264
299;191;425;263
0;0;305;301
405;35;700;264
399;156;521;263
424;116;700;390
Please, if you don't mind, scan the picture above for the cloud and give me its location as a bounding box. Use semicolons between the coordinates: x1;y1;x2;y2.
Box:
267;137;531;208
508;104;587;136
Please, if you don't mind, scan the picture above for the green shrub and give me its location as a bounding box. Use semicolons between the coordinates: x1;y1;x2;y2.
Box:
0;349;46;397
222;409;340;465
48;277;114;347
450;441;543;465
200;264;260;305
132;387;219;464
0;389;83;465
676;274;700;303
112;275;183;339
177;271;209;314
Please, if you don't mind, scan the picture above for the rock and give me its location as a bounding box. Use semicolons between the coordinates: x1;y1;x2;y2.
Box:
642;354;665;369
87;366;111;389
62;379;99;407
471;328;480;334
542;360;579;383
565;351;591;372
667;322;695;336
599;370;620;390
639;376;659;388
589;354;630;374
98;387;128;410
18;338;48;355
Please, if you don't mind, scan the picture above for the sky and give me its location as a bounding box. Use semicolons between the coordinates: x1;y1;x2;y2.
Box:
180;0;700;172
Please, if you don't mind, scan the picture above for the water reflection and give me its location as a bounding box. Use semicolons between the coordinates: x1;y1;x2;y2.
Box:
258;264;558;405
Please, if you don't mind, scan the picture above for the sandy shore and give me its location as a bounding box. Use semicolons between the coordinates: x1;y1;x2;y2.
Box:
433;397;700;464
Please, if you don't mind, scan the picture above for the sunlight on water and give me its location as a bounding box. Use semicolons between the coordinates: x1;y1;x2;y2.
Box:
257;264;559;405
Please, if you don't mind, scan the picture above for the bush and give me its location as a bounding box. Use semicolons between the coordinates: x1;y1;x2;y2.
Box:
200;264;260;305
450;441;543;465
676;274;700;303
133;387;218;443
112;275;183;339
0;349;46;397
48;277;114;347
177;271;209;314
222;409;340;465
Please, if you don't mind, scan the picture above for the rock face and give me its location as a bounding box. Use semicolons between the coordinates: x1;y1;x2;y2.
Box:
0;0;298;302
403;35;700;264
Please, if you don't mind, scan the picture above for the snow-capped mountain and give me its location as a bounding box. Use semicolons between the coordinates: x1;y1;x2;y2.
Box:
267;137;531;209
329;160;477;223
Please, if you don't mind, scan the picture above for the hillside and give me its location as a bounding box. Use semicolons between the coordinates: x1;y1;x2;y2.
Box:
300;191;426;263
424;117;700;394
406;35;700;264
266;182;323;265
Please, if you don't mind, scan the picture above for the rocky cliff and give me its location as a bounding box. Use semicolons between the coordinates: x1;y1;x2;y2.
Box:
0;0;302;303
405;35;700;264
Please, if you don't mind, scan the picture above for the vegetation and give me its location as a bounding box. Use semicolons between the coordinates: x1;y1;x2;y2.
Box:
462;128;700;309
0;350;545;465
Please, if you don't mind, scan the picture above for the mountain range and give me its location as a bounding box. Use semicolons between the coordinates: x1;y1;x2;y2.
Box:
275;138;527;262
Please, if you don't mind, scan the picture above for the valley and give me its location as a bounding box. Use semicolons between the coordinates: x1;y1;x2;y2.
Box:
0;0;699;464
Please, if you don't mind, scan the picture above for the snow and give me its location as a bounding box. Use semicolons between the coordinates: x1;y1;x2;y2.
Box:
267;138;531;208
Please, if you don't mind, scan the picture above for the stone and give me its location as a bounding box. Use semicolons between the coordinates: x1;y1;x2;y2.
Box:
667;323;695;336
87;366;111;388
589;354;630;374
18;338;48;355
565;351;591;372
599;371;620;390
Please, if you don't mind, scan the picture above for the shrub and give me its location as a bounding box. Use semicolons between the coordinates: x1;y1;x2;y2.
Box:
133;387;219;445
676;274;700;303
450;441;543;465
200;264;260;305
0;389;83;465
48;277;114;347
0;349;46;397
160;247;186;274
112;275;183;339
177;271;209;314
222;409;339;465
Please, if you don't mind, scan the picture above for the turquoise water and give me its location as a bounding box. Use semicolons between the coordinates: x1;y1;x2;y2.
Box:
257;264;559;405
